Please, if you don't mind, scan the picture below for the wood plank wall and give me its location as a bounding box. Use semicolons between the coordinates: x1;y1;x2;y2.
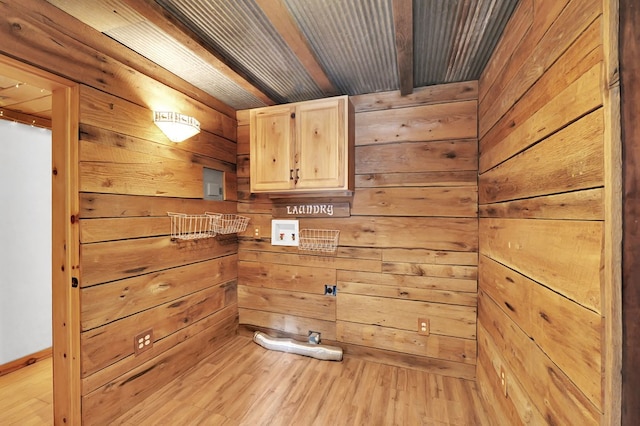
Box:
77;89;239;425
236;82;479;379
476;0;612;423
0;2;241;424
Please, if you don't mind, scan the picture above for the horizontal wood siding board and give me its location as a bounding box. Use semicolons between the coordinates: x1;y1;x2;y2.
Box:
236;110;251;126
81;310;237;425
336;321;476;364
238;309;336;340
478;188;604;221
237;124;250;155
479;0;601;137
79;160;204;198
480;17;603;164
304;217;478;251
339;340;476;380
382;248;478;266
479;109;604;204
338;281;477;307
82;305;238;395
356;100;477;146
336;270;477;294
238;250;381;273
480;256;602;407
81;236;237;286
237;286;336;320
480;64;603;173
237;155;250;180
478;292;599;424
479;218;602;312
337;293;476;340
352;187;477;217
81;282;230;376
81;256;237;330
334;246;382;260
381;262;477;280
80;124;237;169
80;217;169;243
238;260;336;294
80;193;236;219
355;171;478;188
350;81;478;112
356;139;478;174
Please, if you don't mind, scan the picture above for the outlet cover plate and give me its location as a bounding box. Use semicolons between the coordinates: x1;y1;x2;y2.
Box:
418;318;430;335
134;329;154;355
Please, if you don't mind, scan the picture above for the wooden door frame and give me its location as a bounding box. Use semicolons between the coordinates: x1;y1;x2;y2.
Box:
0;55;81;425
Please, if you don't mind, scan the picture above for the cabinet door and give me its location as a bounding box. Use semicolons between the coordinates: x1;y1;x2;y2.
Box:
295;98;344;190
250;106;294;191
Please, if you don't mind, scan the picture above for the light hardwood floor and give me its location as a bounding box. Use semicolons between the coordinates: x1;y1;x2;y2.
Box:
0;356;53;425
0;335;489;425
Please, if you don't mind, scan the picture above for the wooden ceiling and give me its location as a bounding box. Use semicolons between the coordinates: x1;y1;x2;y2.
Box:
0;74;52;127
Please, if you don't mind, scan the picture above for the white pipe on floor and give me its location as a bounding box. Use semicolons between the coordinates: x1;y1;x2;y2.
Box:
253;331;343;361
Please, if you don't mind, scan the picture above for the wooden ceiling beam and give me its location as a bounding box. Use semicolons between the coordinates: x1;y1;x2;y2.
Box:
392;0;414;96
123;0;275;106
254;0;338;97
0;108;51;129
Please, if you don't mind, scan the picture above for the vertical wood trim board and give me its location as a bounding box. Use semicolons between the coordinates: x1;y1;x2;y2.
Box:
603;0;622;425
52;82;81;426
619;0;639;424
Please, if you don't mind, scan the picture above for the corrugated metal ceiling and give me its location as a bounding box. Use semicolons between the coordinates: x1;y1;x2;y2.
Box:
284;0;399;96
46;0;520;111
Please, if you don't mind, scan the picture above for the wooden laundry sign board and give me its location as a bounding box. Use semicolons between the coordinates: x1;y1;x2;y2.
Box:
272;202;350;218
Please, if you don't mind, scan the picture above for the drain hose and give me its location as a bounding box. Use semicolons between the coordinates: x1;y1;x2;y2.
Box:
253;331;343;361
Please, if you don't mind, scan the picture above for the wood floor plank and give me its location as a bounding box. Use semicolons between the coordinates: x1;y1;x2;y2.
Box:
1;336;489;425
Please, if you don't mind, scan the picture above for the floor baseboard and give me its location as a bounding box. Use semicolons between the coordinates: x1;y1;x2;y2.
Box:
0;347;52;377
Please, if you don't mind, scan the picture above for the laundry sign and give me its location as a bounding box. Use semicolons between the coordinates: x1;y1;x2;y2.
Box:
272;202;350;218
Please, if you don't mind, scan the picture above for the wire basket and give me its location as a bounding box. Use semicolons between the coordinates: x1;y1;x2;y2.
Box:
298;229;340;254
206;213;250;235
168;212;215;240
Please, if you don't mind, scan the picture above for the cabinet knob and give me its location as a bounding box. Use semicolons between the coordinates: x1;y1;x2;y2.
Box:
294;168;300;185
290;169;294;180
290;112;295;119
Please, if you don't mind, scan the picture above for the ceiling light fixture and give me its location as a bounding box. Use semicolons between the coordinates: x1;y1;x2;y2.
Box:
153;111;200;142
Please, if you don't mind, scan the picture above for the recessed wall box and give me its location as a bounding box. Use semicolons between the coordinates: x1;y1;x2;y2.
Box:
271;219;299;246
203;167;223;200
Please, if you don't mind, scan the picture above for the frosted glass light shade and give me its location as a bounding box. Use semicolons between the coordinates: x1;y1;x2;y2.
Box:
153;111;200;142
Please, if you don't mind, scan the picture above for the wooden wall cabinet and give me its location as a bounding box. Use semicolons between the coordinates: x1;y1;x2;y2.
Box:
249;95;354;194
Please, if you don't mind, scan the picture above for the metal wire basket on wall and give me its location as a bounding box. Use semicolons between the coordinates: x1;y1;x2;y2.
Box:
298;229;340;254
207;213;250;235
167;212;216;240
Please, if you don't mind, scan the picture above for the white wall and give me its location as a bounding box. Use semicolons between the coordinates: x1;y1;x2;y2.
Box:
0;120;52;364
